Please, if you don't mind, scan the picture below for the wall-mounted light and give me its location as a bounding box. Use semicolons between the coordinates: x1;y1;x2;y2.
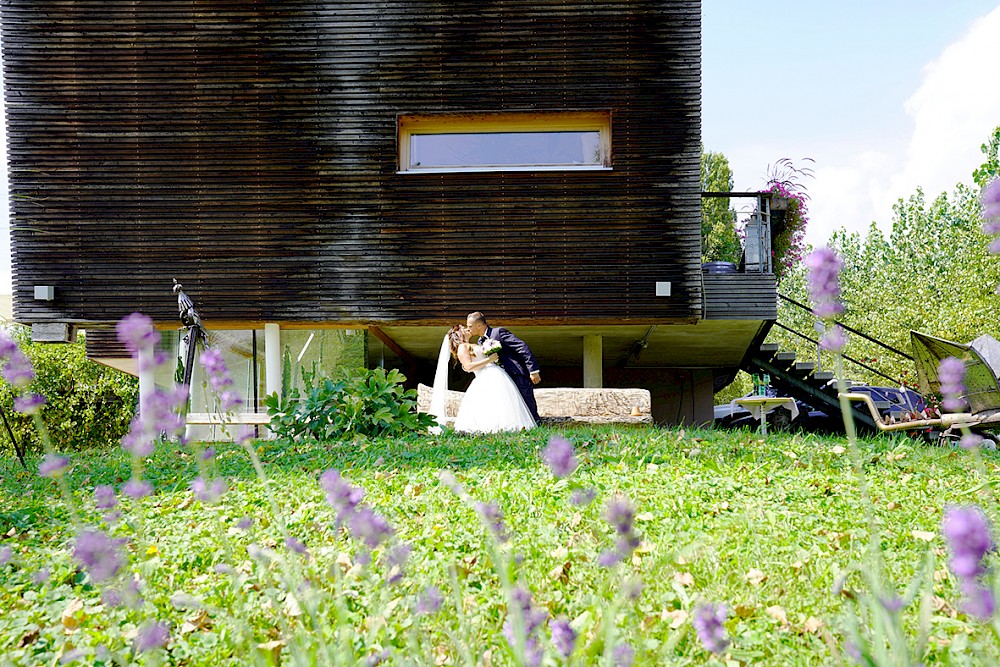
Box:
655;281;671;297
34;285;55;301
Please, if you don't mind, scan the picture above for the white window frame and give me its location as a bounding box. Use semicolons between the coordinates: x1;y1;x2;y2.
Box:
397;111;612;174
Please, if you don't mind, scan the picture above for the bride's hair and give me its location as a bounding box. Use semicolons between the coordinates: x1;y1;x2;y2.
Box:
446;325;466;360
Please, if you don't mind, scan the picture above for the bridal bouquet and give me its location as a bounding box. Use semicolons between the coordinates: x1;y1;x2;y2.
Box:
481;338;502;357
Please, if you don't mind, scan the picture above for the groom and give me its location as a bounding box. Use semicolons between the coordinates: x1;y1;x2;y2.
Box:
466;311;542;424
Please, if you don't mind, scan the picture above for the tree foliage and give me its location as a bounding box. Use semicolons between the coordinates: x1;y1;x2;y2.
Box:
765;127;1000;390
701;146;742;264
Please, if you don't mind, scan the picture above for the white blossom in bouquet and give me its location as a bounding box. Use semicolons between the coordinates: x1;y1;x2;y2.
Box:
481;338;502;357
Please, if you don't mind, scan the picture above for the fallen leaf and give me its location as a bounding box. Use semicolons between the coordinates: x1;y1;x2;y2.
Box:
887;501;900;511
745;568;767;586
791;561;804;571
673;571;695;587
257;640;285;663
636;512;655;522
661;608;688;628
912;530;935;542
646;463;659;473
765;605;788;627
285;593;303;617
831;445;846;455
802;616;824;633
784;451;797;459
550;547;569;560
733;603;755;619
61;598;85;631
146;544;159;557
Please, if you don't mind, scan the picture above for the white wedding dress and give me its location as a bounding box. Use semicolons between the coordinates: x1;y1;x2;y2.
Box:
453;346;537;434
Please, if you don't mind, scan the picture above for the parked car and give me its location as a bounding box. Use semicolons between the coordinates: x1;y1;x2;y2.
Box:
714;385;927;433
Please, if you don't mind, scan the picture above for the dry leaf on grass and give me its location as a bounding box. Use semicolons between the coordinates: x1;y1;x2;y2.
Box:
745;568;767;586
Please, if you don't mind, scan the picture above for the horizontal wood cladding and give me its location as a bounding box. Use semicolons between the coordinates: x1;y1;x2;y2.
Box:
703;274;778;320
3;0;703;328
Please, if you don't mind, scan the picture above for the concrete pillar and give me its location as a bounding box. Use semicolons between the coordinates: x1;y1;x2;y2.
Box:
138;343;155;417
264;323;281;400
583;335;603;388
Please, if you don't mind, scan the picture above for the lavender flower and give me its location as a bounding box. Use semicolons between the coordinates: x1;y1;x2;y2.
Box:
0;545;12;565
33;568;50;584
549;617;577;658
982;178;1000;229
475;500;510;544
820;324;847;353
14;393;46;415
0;334;34;388
415;586;444;615
320;469;365;522
502;588;548;667
190;477;227;503
39;454;71;478
134;622;170;652
612;643;635;667
942;505;996;619
960;434;983;450
599;496;642;567
349;506;394;549
120;385;188;454
570;487;596;506
542;435;578;478
73;529;125;583
804;247;844;320
236;516;253;531
938;357;967;412
116;313;160;355
285;536;308;555
693;602;730;654
93;485;117;510
123;479;152;499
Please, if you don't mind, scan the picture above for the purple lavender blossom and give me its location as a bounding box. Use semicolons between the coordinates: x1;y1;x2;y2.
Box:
692;602;730;654
285;536;308;555
121;385;188;454
0;545;12;565
39;454;71;478
349;506;394;549
415;586;444;615
201;447;216;461
502;588;548;667
116;313;160;355
942;505;996;619
475;500;510;544
235;516;253;531
123;479;152;499
320;469;365;522
33;568;50;584
133;622;170;652
983;178;1000;224
960;434;983;450
605;497;635;535
542;435;578;478
611;643;635;667
598;496;643;567
804;247;844;320
549;617;577;658
73;529;125;583
14;393;46;415
938;357;967;412
820;324;847;353
93;485;117;510
0;334;35;388
190;477;227;503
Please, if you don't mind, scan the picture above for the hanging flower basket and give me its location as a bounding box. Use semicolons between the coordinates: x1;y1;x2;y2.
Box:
770;196;790;211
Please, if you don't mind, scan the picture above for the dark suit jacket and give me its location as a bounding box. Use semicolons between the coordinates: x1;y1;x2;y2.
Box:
483;326;539;382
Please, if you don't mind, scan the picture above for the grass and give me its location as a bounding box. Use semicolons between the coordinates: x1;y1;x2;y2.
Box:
0;424;998;666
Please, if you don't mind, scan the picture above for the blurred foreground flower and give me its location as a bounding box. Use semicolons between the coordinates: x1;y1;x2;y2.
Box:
942;505;996;620
938;357;967;413
541;435;578;478
693;602;730;654
804;247;844;320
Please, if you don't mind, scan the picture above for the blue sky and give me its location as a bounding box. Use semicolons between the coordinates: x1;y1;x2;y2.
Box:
3;3;1000;294
703;1;1000;245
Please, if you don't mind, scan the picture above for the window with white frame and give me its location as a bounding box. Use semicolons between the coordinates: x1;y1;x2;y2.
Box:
398;111;611;173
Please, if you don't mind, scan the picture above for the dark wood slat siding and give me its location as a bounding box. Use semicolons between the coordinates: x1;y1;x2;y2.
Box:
3;0;702;327
703;274;778;320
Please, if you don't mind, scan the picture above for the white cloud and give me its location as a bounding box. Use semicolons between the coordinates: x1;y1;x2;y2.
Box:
806;6;1000;247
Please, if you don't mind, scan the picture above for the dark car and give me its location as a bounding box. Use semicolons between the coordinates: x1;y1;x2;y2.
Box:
714;385;927;433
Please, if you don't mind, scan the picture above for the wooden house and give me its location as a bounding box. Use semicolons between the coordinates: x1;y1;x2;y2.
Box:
1;0;776;424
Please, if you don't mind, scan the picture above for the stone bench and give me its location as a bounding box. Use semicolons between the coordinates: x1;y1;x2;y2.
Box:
416;384;651;423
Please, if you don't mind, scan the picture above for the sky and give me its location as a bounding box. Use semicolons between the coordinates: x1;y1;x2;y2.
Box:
702;1;1000;247
2;3;1000;294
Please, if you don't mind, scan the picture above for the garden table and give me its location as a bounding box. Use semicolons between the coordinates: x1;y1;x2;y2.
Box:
732;397;799;436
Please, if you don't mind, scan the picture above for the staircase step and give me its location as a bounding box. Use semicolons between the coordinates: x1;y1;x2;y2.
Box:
759;343;780;354
812;371;835;387
794;362;815;375
771;351;797;369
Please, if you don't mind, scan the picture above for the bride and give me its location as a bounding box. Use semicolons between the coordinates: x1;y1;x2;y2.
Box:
429;325;537;434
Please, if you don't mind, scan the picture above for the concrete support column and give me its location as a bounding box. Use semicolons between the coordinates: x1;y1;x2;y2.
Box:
583;335;603;388
138;342;155;417
264;323;281;400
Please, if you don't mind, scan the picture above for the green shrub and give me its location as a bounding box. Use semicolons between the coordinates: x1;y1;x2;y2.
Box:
0;325;138;452
264;367;435;440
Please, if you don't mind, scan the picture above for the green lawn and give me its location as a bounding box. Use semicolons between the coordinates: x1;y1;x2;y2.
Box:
1;425;998;666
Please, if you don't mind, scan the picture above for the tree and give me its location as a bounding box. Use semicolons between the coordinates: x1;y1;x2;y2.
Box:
700;146;742;264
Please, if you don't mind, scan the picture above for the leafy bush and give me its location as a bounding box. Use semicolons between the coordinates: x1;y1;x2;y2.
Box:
264;367;436;440
0;326;137;452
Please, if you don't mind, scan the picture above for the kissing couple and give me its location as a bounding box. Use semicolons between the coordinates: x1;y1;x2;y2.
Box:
429;311;541;434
